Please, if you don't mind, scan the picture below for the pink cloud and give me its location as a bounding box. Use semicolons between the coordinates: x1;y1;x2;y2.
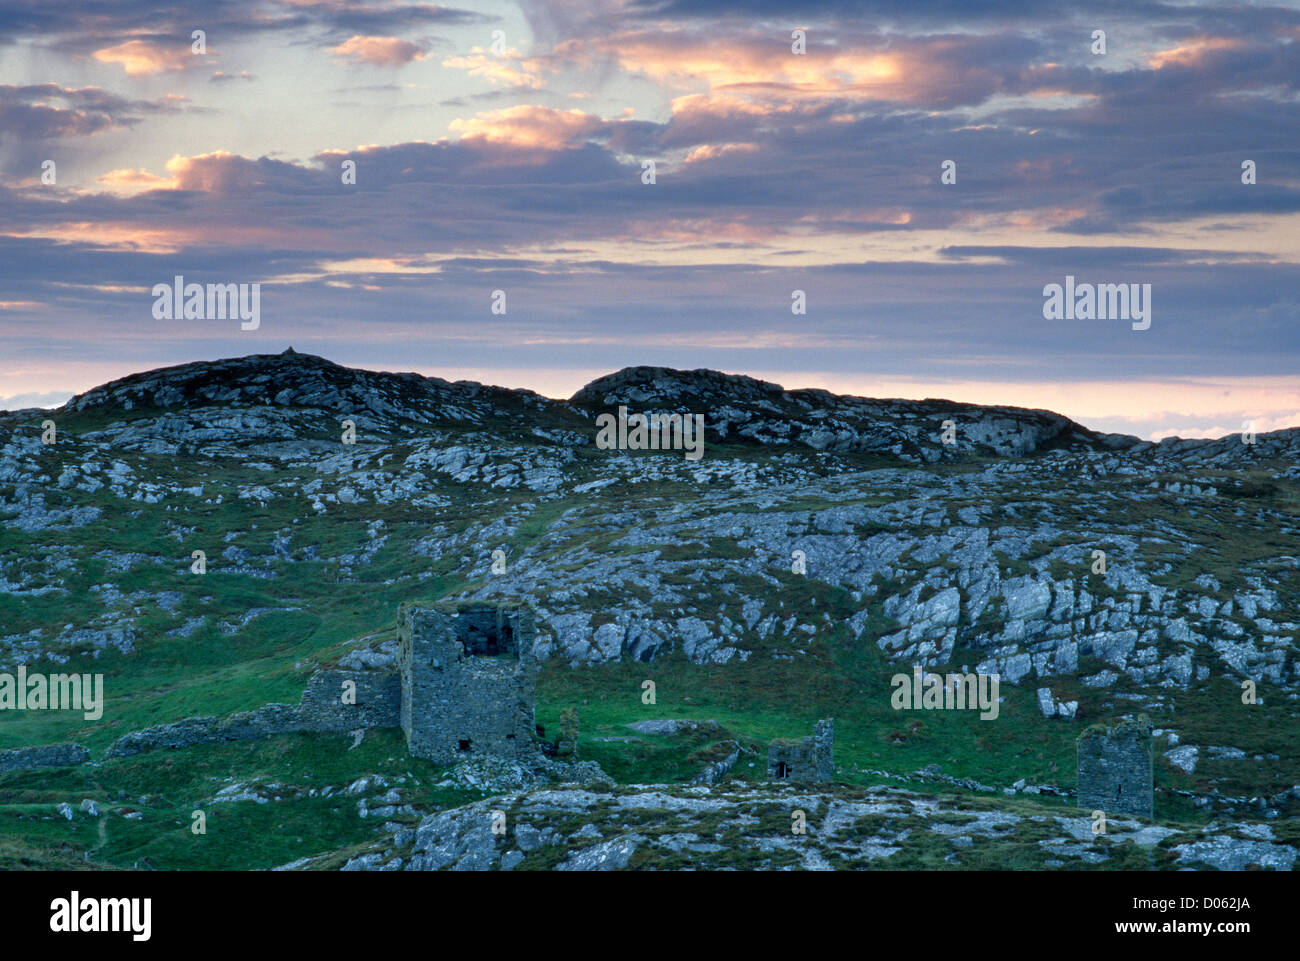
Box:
330;36;427;67
442;48;545;89
92;40;192;76
683;142;759;164
449;105;606;151
1147;37;1245;70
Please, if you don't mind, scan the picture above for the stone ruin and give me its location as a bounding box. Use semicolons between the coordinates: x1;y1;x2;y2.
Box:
43;604;859;799
1076;716;1153;818
398;603;538;763
96;602;539;764
767;718;834;783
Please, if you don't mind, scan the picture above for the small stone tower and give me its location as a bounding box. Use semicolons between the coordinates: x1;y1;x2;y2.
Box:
398;602;538;763
1077;717;1153;818
768;718;834;783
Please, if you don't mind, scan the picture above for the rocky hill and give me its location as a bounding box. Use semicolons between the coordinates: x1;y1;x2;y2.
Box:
0;350;1296;870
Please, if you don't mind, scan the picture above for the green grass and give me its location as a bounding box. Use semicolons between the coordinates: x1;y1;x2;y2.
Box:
0;729;483;870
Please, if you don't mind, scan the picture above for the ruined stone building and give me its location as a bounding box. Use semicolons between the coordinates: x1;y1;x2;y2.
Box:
1076;717;1153;818
100;601;542;764
768;718;834;782
398;603;538;763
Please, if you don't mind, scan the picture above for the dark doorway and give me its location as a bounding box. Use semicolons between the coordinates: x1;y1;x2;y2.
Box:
775;762;791;779
458;739;471;752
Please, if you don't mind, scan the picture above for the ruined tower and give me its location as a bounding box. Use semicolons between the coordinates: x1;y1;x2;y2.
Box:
1076;716;1153;818
398;602;538;763
767;718;834;783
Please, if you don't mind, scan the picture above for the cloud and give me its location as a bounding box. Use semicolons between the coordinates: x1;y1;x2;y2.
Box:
92;39;194;76
1147;36;1247;71
0;83;184;174
0;84;154;138
95;167;174;194
596;30;907;97
0;0;489;54
683;142;760;164
0;390;69;410
330;36;427;66
448;105;608;150
442;48;546;89
1149;409;1300;441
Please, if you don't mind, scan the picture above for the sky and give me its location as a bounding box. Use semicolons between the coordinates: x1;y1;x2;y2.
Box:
1;0;1298;440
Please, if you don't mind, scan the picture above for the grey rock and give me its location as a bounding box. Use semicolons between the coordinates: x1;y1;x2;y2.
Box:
1173;837;1296;871
557;834;643;871
1165;745;1199;774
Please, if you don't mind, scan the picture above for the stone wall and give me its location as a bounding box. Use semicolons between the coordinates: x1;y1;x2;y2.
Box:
107;704;300;757
813;719;834;781
0;742;90;772
767;718;834;783
399;603;538;763
297;669;401;731
692;742;742;785
1077;717;1153;818
107;668;399;757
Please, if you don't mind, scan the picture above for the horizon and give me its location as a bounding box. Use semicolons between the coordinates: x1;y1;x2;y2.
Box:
2;1;1298;441
0;344;1291;444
